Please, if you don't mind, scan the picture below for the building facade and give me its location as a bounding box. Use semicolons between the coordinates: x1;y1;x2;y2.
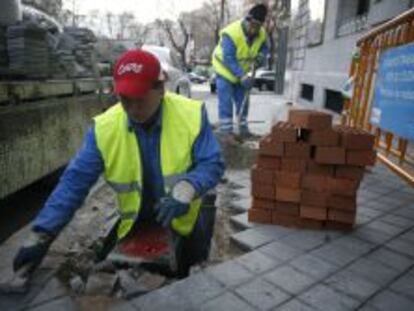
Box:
287;0;414;112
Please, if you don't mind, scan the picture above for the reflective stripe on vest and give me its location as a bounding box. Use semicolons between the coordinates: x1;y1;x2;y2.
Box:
94;92;203;240
212;19;266;83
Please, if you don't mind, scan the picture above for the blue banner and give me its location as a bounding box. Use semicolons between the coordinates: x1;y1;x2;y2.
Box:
371;42;414;141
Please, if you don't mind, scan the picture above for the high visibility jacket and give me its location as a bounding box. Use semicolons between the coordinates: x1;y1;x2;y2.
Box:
212;19;266;83
94;92;203;240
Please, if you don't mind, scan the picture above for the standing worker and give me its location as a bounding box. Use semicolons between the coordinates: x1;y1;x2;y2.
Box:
12;49;225;279
212;3;269;142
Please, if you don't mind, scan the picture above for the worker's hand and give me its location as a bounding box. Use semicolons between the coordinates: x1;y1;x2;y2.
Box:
13;230;53;274
240;75;254;90
155;180;196;228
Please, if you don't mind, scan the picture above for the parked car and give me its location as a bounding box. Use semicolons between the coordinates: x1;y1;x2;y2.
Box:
253;69;275;91
209;72;217;93
142;45;192;98
188;72;207;84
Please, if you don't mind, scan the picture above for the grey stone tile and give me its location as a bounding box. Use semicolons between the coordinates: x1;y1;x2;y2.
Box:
234;278;291;310
253;224;294;240
386;238;414;259
392;205;414;220
365;219;406;236
27;277;68;308
351;225;394;245
200;292;256;311
345;257;400;286
171;272;225;304
389;274;414;301
357;305;381;311
275;299;318;311
235;250;282;274
231;228;275;251
230;212;255;229
357;206;385;220
258;241;303;262
265;266;317;295
299;284;360;311
324;270;380;302
366;290;414;311
278;231;332;252
290;254;339;281
206;260;254;287
380;214;414;230
400;230;414;243
365;248;413;272
27;296;77;311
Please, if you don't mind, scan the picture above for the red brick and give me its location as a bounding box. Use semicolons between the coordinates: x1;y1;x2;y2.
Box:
288;110;332;130
331;178;359;196
259;136;284;157
302;175;333;192
328;209;356;224
308;129;340;147
272;213;302;227
307;161;334;177
274;201;300;216
325;220;354;232
315;147;346;165
328;195;357;211
248;208;272;224
251;165;275;185
300;218;325;229
271;121;298;142
281;158;307;173
257;155;281;170
275;187;301;203
275;171;302;188
284;142;311;159
347;150;376;166
334;125;375;150
252;198;276;210
252;183;275;200
300;205;327;220
335;165;365;180
301;190;330;207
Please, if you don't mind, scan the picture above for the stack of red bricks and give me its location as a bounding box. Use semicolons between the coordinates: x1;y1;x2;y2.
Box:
248;109;376;231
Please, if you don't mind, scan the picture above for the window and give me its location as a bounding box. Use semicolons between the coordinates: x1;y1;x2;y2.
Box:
301;84;314;101
336;0;369;37
325;89;343;113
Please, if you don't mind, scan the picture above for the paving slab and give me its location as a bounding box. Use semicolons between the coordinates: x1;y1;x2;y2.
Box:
351;225;394;245
234;277;291;310
200;292;256;311
276;299;318;311
235;250;282;274
365;290;414;311
27;296;77;311
389;273;414;301
289;253;339;281
206;259;254;287
265;265;317;295
278;230;335;252
385;238;414;259
252;224;294;240
27;277;68;308
365;247;413;272
258;241;303;262
230;212;255;229
231;228;275;251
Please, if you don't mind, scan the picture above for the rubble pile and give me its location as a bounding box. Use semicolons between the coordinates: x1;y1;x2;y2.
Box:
249;109;376;230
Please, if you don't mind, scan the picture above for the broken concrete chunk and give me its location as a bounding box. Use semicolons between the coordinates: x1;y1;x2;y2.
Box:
69;275;85;294
137;272;166;292
85;272;118;296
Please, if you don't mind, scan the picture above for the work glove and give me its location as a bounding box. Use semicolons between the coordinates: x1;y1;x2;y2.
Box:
13;230;54;275
255;54;266;67
155;180;196;228
240;75;254;90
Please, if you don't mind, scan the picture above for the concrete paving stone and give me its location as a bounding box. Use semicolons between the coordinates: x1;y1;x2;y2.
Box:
400;230;414;243
200;292;256;311
357;305;381;311
364;200;400;213
351;225;394;245
253;224;294;240
230;212;255;229
332;236;376;254
386;191;414;203
27;277;68;308
206;259;254;287
289;253;339;281
265;265;317;295
393;206;414;220
357;206;385;220
389;273;414;301
298;284;360;311
365;248;413;273
231;228;275;251
356;213;376;226
278;230;333;252
234;277;291;310
236;250;282;274
370;195;408;209
231;197;252;212
27;296;77;311
324;269;381;302
386;238;414;259
275;299;318;311
258;241;303;262
364;219;406;237
366;290;414;311
345;257;400;286
379;214;414;230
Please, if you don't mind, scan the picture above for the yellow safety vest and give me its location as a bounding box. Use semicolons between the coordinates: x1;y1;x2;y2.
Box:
94;92;203;240
212;19;266;83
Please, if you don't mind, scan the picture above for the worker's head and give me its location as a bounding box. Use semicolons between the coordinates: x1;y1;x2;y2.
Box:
113;49;165;123
245;4;268;37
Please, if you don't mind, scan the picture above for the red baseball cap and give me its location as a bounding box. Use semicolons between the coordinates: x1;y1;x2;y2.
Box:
113;49;161;99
